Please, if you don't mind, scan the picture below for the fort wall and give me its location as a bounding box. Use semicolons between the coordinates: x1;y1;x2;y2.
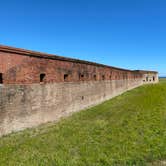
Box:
0;45;158;136
0;78;142;136
0;45;142;84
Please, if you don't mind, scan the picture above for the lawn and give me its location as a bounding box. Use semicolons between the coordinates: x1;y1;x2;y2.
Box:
0;80;166;166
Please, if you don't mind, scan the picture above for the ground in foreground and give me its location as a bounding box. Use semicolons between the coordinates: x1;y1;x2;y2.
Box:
0;81;166;166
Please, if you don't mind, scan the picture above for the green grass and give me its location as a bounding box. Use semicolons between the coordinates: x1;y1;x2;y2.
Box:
159;78;166;83
0;81;166;166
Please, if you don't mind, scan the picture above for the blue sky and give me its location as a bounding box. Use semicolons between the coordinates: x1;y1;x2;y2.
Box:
0;0;165;76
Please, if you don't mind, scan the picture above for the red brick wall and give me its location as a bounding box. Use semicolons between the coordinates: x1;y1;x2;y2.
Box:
0;50;142;84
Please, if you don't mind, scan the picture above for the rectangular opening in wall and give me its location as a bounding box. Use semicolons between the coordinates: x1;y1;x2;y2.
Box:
40;73;46;83
153;76;155;81
0;73;3;84
102;75;105;80
79;74;84;81
64;74;68;81
94;74;97;80
146;76;148;82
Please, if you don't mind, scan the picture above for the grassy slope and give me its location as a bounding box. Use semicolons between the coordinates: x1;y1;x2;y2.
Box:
0;80;166;166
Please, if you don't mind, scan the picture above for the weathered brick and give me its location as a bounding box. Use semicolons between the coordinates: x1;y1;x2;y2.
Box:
0;45;159;136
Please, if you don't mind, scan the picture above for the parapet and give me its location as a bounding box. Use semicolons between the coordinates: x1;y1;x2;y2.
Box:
0;45;158;84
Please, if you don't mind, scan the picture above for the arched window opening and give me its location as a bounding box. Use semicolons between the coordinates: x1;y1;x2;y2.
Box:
64;74;69;81
94;74;97;80
40;73;46;83
0;73;3;84
102;75;105;80
79;74;84;81
153;76;155;81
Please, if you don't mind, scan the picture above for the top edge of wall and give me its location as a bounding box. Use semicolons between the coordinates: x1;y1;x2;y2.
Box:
0;44;157;73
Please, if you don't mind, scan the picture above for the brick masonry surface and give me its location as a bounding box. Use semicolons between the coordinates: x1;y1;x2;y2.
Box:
0;45;159;136
0;45;144;84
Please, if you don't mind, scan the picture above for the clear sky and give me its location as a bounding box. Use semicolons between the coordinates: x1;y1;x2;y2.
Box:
0;0;165;76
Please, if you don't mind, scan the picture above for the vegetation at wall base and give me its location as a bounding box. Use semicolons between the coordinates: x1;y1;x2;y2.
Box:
0;79;166;166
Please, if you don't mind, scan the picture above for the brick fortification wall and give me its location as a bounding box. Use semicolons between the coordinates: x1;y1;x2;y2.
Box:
0;45;158;136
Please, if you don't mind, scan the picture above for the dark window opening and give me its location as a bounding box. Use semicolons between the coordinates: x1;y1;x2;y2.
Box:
81;96;84;100
146;77;148;82
94;74;97;80
79;74;84;81
110;75;112;79
64;74;69;81
81;74;84;78
0;73;3;84
102;75;105;80
40;73;46;83
153;76;155;81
